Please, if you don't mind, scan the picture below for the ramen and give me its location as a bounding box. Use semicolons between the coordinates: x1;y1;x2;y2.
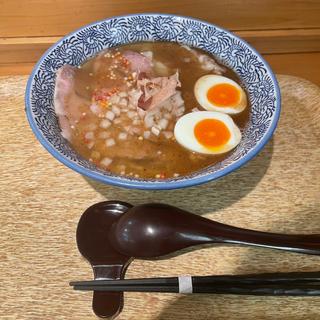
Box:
54;42;249;179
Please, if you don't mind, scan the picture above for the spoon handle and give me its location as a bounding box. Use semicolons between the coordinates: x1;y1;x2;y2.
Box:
206;221;320;255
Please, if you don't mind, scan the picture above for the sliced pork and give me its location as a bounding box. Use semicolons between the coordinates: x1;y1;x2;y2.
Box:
54;65;90;140
137;72;181;110
123;50;153;74
180;44;225;74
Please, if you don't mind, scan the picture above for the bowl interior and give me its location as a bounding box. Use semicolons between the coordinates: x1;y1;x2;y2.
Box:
26;14;280;189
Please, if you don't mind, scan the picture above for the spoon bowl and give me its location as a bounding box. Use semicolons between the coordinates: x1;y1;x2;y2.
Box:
109;203;320;258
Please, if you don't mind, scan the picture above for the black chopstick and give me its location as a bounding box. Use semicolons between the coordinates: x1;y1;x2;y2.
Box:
73;284;178;292
70;271;320;296
72;283;320;295
70;271;320;287
70;277;178;287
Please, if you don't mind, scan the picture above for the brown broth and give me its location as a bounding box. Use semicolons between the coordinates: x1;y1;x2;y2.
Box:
69;42;250;179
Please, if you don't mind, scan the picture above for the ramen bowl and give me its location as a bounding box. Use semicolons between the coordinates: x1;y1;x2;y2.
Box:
25;14;280;190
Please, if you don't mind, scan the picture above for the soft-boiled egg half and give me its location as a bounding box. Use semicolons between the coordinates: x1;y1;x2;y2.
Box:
174;111;241;154
194;75;247;114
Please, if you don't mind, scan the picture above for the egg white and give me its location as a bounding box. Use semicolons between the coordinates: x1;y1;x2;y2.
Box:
194;75;247;114
174;111;241;154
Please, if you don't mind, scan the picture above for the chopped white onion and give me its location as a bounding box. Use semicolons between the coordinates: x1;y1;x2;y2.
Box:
162;102;173;112
128;89;142;105
170;92;184;108
198;55;206;63
132;127;141;134
141;51;153;60
158;118;169;130
100;119;111;129
105;138;116;147
153;61;170;76
151;126;160;136
90;103;102;115
127;111;137;119
85;131;94;140
198;54;225;73
162;131;173;139
144;114;155;128
154;112;161;121
119;98;128;107
61;130;71;140
100;157;113;167
112;105;121;116
119;92;128;98
108;95;120;104
143;131;151;139
176;106;185;116
118;132;128;140
181;44;192;51
133;119;141;126
199;54;214;71
87;141;94;149
106;111;115;121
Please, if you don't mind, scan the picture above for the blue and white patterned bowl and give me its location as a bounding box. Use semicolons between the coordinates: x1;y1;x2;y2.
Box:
25;14;281;190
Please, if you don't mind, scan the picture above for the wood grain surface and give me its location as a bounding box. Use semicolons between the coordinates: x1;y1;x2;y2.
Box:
2;0;320;37
0;75;320;319
1;1;320;81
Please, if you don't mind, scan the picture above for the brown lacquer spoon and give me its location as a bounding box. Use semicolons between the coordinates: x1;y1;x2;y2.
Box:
108;203;320;258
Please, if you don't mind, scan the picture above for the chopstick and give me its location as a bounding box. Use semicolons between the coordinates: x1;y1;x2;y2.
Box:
70;272;320;287
72;283;320;295
70;271;320;296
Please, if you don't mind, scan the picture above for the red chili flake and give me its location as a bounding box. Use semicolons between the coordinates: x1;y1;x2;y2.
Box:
159;173;166;179
121;57;130;68
92;87;119;102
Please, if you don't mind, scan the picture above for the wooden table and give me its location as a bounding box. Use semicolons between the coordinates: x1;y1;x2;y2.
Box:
0;75;320;319
1;1;320;85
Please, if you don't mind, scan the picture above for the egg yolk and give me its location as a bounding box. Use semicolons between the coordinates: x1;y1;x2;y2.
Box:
194;119;231;149
207;83;240;107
